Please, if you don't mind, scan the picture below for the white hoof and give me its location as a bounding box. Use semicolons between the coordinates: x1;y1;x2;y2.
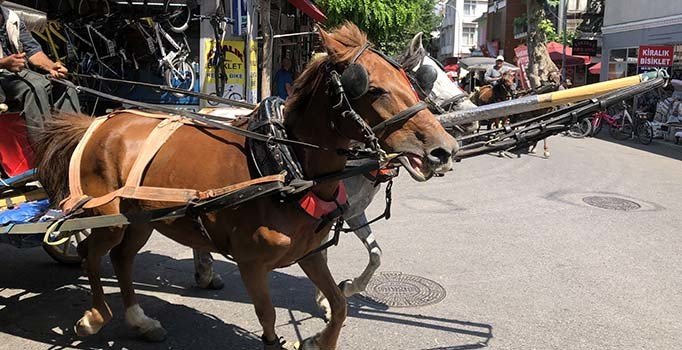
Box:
339;279;359;298
125;304;166;341
74;311;103;337
296;335;321;350
544;151;551;158
316;294;332;321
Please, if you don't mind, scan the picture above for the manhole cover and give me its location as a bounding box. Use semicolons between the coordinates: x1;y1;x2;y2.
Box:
582;196;641;211
355;272;446;308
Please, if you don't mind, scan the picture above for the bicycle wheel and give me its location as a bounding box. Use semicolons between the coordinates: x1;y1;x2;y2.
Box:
164;0;192;33
164;59;195;95
567;118;592;138
79;0;110;16
609;123;632;140
592;118;603;136
637;121;654;145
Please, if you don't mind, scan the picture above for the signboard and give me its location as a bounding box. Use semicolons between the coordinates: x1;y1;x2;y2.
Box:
572;39;598;56
637;45;674;67
637;45;674;75
204;39;246;99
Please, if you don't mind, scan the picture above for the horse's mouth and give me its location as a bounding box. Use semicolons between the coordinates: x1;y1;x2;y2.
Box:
395;153;432;182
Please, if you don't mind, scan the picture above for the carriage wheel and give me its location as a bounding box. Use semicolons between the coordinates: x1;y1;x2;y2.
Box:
43;230;90;265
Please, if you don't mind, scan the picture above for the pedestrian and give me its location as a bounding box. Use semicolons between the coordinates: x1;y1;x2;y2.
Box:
274;57;294;100
0;1;80;144
484;55;508;86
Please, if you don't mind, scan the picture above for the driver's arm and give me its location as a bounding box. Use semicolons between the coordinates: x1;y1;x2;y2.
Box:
18;21;68;78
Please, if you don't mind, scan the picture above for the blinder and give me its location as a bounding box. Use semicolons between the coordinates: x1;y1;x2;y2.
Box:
414;64;438;96
340;63;369;100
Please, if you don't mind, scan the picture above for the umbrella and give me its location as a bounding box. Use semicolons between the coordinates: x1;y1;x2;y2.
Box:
458;57;518;71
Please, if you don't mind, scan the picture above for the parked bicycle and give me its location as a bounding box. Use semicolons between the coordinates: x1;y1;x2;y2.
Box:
591;101;653;144
128;17;196;94
194;12;237;102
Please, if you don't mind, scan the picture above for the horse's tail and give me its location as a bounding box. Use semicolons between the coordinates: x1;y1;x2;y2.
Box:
33;112;94;204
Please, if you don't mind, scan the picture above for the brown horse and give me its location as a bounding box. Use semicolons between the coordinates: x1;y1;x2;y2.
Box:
34;23;457;349
471;70;517;128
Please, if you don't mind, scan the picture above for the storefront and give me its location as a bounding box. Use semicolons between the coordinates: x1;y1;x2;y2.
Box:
601;15;682;81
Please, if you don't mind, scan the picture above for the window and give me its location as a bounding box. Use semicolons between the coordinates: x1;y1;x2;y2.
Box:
462;26;476;46
464;0;475;16
608;47;638;79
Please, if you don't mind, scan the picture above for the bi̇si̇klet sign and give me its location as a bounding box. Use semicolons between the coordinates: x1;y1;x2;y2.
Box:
637;45;674;74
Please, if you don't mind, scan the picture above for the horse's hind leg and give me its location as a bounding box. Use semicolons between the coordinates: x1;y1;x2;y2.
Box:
192;249;224;289
74;226;124;337
338;212;382;297
109;223;167;342
299;253;347;350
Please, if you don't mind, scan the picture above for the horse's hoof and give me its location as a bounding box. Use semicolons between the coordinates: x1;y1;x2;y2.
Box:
338;279;356;297
206;275;224;290
296;335;321;350
316;296;332;322
544;151;551;158
74;310;105;337
195;272;224;290
138;326;167;342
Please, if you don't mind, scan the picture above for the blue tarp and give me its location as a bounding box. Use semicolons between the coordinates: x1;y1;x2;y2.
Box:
0;199;51;226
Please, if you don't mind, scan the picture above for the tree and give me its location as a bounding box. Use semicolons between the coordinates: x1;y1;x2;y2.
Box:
526;0;561;89
316;0;440;55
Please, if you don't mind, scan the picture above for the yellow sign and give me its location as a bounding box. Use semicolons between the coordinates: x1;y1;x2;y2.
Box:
205;39;246;98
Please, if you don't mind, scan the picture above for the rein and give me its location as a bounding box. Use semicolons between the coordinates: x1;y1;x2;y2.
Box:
49;77;326;151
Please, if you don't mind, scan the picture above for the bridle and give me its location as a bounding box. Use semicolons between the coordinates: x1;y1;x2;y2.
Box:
327;42;427;160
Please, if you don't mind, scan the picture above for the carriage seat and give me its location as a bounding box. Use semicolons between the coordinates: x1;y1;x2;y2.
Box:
0;112;35;177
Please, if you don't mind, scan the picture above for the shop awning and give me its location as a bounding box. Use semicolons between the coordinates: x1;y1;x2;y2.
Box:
546;41;591;66
589;62;601;74
287;0;327;23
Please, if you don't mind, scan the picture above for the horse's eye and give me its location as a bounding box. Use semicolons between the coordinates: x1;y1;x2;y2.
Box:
368;86;387;96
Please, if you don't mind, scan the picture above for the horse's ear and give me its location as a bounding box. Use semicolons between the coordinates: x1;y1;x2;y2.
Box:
317;25;346;57
409;32;424;54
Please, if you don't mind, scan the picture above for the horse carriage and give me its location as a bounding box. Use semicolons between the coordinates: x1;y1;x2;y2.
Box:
0;21;670;350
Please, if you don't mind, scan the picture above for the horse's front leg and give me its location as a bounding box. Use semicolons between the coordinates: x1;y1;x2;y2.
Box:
338;212;382;297
192;249;224;289
239;262;290;350
299;253;347;350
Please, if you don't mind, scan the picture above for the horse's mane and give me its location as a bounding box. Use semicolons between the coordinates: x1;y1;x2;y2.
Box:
284;23;368;120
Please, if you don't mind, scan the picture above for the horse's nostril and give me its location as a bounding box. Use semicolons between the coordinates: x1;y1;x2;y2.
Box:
428;147;452;164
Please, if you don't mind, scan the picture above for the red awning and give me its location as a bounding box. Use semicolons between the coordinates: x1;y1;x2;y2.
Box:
588;62;601;74
546;41;591;66
287;0;327;23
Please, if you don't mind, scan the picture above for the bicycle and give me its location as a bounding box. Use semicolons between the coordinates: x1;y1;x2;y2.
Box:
193;12;236;103
207;85;243;106
592;101;653;145
566;117;593;138
129;17;196;94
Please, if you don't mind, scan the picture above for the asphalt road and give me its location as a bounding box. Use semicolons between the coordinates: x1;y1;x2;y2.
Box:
1;135;681;350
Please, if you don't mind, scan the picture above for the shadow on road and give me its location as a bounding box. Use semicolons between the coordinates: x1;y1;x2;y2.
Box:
0;247;492;349
593;134;682;161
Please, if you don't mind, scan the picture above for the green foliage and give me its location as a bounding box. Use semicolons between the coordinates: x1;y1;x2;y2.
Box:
316;0;440;55
537;18;576;45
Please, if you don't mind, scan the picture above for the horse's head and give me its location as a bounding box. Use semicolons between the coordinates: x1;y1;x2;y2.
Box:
498;70;517;99
307;24;458;181
398;33;476;113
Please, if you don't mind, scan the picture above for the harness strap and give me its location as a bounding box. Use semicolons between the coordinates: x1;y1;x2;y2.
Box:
371;101;427;133
61;116;110;212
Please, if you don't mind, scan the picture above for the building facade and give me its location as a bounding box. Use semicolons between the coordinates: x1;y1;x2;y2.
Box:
600;0;682;80
438;0;488;60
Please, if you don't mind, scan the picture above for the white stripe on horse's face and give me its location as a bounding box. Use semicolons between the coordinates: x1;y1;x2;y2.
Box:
417;56;473;109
